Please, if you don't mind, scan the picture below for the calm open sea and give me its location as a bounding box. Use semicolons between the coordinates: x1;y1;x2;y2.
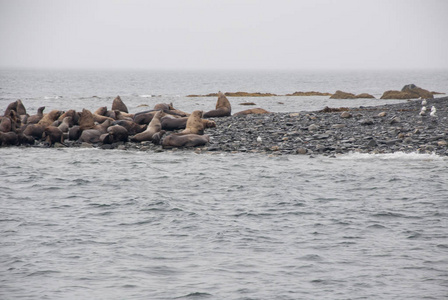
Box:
1;69;447;299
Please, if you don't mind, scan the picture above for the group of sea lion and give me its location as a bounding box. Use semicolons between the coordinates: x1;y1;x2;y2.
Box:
0;91;234;149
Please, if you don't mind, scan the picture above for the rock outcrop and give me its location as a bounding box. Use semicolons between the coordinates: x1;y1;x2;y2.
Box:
330;90;375;99
380;84;434;99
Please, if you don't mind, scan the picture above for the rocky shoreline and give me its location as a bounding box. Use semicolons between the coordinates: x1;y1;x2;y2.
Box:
20;96;448;156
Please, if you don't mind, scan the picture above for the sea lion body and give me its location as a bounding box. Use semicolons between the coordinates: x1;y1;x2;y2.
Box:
23;124;45;140
78;109;95;130
234;108;270;116
162;134;210;148
131;110;164;142
161;117;188;131
112;96;129;113
203;91;231;118
43;126;64;145
181;110;205;135
0;131;19;146
38;110;63;127
102;125;129;144
112;120;146;135
27;106;45;124
78;129;102;143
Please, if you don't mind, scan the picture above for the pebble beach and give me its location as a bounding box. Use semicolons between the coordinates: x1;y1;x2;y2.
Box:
36;96;448;156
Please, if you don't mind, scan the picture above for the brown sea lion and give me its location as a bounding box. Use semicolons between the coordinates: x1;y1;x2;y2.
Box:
16;100;27;116
23;124;45;140
101;125;129;144
0;114;13;132
3;100;20;116
131;110;163;142
234;108;270;116
114;110;134;120
93;113;114;124
133;111;158;125
151;130;166;145
93;119;113;134
153;103;188;117
78;129;102;143
43;126;64;145
161;117;188;131
0;110;20;133
38;110;63;127
162;134;210;149
58;109;79;124
94;106;108;116
112;120;146;135
203;91;231;118
0;131;19;146
78;109;95;130
17;132;35;145
26;106;45;124
112;95;129;113
58;117;73;133
68;125;81;141
180;110;207;135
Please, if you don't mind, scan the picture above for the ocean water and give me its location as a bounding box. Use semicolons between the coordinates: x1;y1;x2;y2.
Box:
1;70;448;299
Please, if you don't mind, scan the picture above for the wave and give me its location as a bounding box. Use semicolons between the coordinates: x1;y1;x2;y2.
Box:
43;96;63;99
337;151;446;161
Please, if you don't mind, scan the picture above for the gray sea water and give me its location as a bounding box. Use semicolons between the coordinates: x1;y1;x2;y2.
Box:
1;69;448;299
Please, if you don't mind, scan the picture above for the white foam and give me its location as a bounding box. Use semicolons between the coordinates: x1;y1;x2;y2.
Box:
139;95;152;98
43;96;62;100
337;151;446;161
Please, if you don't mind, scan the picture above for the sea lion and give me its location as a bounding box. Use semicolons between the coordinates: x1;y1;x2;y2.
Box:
93;119;113;134
58;110;79;124
17;132;35;145
133;111;158;125
161;117;188;131
180;110;206;135
43;126;64;145
23;124;45;140
162;133;210;149
131;110;163;142
58;117;73;133
94;106;108;116
100;125;129;144
26;106;45;124
78;109;95;130
203;91;231;118
38;110;63;127
114;110;134;121
78;129;102;143
153;103;188;117
234;108;270;116
68;125;81;141
0;110;20;133
0;131;19;146
111;95;129;113
16;100;27;116
112;120;146;135
0;114;13;132
151;130;166;145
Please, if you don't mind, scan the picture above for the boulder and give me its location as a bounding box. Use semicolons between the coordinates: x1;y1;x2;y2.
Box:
380;84;433;99
330;90;357;99
286;91;332;96
355;93;375;99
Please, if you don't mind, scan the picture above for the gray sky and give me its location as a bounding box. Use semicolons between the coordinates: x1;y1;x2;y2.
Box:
0;0;447;70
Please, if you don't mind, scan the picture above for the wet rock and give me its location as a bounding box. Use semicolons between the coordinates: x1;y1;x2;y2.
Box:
359;119;374;125
340;111;352;118
308;124;319;131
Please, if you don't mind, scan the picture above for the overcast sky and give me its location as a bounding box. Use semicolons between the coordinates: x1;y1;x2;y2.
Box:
0;0;447;70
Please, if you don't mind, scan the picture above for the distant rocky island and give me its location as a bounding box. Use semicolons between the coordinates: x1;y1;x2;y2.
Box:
187;84;443;100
